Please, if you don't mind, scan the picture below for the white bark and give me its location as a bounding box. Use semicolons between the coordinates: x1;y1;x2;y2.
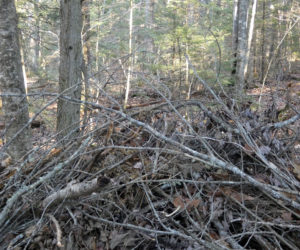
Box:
43;176;110;208
244;0;257;81
124;0;134;109
236;0;249;94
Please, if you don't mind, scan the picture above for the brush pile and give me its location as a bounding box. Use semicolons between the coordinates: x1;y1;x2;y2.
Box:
0;82;299;249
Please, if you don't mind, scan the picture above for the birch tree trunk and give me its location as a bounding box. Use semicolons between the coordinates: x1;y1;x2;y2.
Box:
0;0;32;161
57;0;83;140
260;0;266;83
124;0;133;109
244;0;257;82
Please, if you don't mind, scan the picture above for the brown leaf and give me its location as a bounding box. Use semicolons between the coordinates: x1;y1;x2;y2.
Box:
173;196;185;209
281;212;292;221
105;122;114;144
209;231;220;240
186;199;201;212
1;156;12;167
223;188;254;202
244;144;254;155
173;196;201;211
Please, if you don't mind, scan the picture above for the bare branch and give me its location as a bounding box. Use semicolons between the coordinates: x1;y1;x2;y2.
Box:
42;176;110;208
47;214;63;248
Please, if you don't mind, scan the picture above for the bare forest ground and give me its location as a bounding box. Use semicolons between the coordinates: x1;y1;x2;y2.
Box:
0;72;300;249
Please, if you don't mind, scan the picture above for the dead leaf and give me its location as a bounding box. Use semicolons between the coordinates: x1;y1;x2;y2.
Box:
1;157;12;167
173;196;185;209
281;212;292;221
223;188;255;202
185;198;201;212
209;231;220;240
105;122;114;144
244;144;254;155
173;196;201;211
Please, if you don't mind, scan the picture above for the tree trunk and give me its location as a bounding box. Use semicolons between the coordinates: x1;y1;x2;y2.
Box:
144;0;154;64
57;0;83;141
0;0;32;161
82;0;92;126
33;0;41;73
236;0;249;95
124;0;133;109
244;0;257;82
252;29;258;81
231;0;239;76
260;0;266;83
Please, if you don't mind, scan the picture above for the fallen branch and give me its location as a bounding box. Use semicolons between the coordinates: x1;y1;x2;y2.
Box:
262;112;300;130
42;176;110;208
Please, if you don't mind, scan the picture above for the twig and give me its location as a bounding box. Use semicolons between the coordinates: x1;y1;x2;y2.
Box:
48;214;63;248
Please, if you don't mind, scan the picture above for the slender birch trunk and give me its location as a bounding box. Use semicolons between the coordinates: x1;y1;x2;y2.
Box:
244;0;257;81
124;0;133;109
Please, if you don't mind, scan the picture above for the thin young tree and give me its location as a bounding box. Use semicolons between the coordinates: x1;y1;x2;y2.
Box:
124;0;134;109
0;0;32;161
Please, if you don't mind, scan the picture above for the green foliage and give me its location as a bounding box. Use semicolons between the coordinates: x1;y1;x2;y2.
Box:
15;0;298;91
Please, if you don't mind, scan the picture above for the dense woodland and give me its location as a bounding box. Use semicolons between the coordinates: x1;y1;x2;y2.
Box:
0;0;299;249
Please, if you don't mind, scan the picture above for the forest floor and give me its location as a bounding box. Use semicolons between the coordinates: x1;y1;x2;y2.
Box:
0;75;300;249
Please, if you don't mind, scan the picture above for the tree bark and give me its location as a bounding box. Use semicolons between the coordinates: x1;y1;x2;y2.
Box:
244;0;257;82
231;0;239;76
124;0;134;109
82;0;92;126
33;0;41;73
236;0;249;95
260;0;266;83
144;0;154;56
57;0;83;141
0;0;32;161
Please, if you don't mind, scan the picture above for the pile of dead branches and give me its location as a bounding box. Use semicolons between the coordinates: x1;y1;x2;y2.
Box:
0;78;300;249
